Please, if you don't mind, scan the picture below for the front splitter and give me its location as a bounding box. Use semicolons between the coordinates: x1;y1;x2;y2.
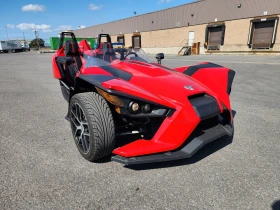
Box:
111;123;233;165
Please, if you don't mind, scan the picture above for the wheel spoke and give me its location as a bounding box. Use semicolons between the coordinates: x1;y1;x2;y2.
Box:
71;102;90;154
76;136;82;144
75;104;80;122
81;120;88;126
77;105;82;122
71;109;79;122
73;128;80;138
80;135;88;152
71;116;80;128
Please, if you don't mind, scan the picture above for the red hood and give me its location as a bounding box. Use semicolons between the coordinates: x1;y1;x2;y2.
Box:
110;60;218;105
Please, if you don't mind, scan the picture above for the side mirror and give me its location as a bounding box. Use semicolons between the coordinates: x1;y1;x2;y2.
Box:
156;53;164;64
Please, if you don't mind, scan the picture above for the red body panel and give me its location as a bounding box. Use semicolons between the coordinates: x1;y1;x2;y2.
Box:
108;61;223;109
78;40;91;53
52;52;62;79
191;68;231;109
173;66;190;73
173;62;209;73
113;106;200;157
102;79;176;108
81;67;113;76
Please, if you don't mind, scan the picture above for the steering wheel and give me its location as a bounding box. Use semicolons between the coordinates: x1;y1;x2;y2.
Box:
124;52;138;59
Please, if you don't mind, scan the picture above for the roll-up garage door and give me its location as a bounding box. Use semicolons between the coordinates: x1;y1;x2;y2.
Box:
252;21;274;49
208;26;223;50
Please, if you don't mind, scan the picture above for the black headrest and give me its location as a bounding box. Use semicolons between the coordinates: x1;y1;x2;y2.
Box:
101;42;108;50
65;41;79;56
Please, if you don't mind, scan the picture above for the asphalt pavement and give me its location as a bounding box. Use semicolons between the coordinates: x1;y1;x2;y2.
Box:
0;52;280;210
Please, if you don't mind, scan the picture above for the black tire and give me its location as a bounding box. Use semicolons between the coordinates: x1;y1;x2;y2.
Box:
69;92;115;162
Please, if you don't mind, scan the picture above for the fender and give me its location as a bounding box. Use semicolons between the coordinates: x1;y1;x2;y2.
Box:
52;53;62;79
183;62;235;95
52;48;65;79
174;62;235;109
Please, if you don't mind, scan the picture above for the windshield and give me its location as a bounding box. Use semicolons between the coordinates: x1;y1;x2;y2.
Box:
83;47;151;68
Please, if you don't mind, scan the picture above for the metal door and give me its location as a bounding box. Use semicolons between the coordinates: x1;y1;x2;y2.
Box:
252;21;274;49
132;36;141;48
188;31;194;47
208;26;222;50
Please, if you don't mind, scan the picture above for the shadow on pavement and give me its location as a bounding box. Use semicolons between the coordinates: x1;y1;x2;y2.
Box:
271;200;280;210
126;133;233;170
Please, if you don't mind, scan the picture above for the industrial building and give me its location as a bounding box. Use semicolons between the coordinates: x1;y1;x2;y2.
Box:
74;0;280;54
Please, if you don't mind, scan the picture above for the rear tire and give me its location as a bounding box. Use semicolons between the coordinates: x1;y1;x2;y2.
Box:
69;92;115;162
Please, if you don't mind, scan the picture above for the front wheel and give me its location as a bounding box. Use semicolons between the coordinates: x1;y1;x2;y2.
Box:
69;92;115;162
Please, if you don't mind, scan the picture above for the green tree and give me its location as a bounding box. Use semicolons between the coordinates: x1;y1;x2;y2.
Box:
29;38;45;48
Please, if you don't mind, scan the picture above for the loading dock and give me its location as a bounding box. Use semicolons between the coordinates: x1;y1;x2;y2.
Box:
205;24;226;50
132;33;141;48
248;17;279;49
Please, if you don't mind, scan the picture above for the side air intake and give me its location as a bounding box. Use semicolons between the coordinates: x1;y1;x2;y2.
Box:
188;94;220;120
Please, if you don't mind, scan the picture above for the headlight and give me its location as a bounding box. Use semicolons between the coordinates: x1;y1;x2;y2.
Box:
142;104;151;113
129;101;140;113
95;87;170;117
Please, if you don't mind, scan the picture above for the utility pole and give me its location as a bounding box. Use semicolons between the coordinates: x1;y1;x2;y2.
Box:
34;30;39;49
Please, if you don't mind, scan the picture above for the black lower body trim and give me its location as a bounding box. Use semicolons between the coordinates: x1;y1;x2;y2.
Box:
111;123;233;165
60;80;70;102
227;70;236;94
78;74;116;86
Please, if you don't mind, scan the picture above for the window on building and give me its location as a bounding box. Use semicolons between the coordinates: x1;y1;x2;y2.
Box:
117;36;125;46
205;23;226;50
132;35;141;48
248;17;279;49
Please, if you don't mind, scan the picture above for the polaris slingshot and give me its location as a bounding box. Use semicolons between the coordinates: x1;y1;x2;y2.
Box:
52;32;235;165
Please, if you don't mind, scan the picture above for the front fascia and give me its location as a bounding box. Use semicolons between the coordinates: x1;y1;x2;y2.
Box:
112;99;201;157
112;90;228;157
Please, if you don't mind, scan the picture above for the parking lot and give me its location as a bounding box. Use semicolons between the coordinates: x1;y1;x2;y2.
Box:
0;52;280;210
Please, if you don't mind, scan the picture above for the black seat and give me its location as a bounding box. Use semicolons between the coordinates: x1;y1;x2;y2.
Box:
102;42;116;62
101;42;111;50
57;41;82;87
65;41;82;70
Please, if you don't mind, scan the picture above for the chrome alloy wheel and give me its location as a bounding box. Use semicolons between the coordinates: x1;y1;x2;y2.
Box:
70;103;90;154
